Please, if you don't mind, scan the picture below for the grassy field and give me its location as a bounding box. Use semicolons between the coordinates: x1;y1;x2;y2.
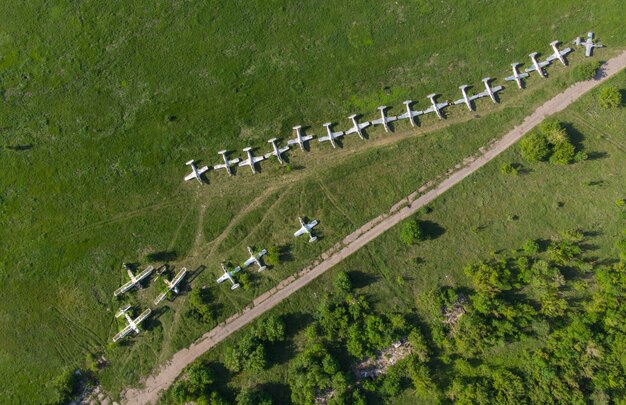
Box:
0;0;624;402
162;71;626;404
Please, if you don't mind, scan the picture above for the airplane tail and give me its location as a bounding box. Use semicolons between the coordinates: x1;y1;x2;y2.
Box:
231;283;240;290
258;266;267;272
309;236;318;243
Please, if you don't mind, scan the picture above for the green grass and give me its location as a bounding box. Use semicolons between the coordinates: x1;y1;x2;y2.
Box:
162;72;626;403
0;0;624;402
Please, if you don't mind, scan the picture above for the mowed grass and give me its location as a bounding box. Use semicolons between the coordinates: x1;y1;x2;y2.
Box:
0;0;624;401
170;71;626;404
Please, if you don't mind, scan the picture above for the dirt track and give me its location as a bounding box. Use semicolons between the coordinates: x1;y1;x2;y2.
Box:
123;51;626;404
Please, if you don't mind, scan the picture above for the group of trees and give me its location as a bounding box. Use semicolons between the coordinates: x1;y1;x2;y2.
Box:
187;286;215;324
224;315;286;373
519;119;586;165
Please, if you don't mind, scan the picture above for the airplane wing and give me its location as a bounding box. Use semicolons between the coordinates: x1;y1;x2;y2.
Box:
133;308;151;325
279;146;289;154
197;166;209;175
422;105;435;114
238;159;251;167
472;91;488;100
545;54;558;62
371;118;384;125
257;249;268;258
524;65;537;73
153;291;168;305
294;226;306;237
386;115;398;122
345;127;357;135
112;324;134;342
213;163;226;170
217;273;229;283
437;102;449;109
287;139;300;145
560;47;573;56
307;220;319;230
453;97;466;105
539;61;550;68
318;136;331;142
171;268;187;286
230;158;241;164
114;280;134;297
135;266;154;282
253;156;266;163
244;257;256;267
491;85;503;93
504;74;516;81
184;172;196;181
585;43;592;57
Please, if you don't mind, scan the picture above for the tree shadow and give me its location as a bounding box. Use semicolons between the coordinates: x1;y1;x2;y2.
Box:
421;220;446;240
145;250;177;262
562;122;585;152
5;144;33;151
259;382;292;405
586;151;608;160
347;270;380;289
185;265;206;285
279;243;294;262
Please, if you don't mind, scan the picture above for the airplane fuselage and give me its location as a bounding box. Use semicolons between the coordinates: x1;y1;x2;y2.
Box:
428;97;443;119
459;87;472;111
221;155;234;176
270;141;285;164
529;54;546;78
350;117;365;139
245;150;257;173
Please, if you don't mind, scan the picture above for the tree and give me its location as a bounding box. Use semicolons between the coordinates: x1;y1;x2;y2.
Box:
256;315;286;343
572;60;601;81
265;245;281;266
188;287;214;323
549;141;576;165
500;162;518;175
400;217;424;245
186;362;215;395
519;131;550;162
333;271;352;293
236;387;272;405
598;85;622;109
523;239;540;256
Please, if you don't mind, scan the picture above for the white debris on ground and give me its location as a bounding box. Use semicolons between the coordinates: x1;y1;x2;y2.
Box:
315;388;336;405
352;339;413;381
442;293;468;327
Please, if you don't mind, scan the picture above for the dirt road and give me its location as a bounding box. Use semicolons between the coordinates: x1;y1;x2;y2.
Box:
123;51;626;404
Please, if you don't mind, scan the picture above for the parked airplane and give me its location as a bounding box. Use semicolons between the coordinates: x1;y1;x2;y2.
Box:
213;150;240;176
294;217;318;243
243;246;267;272
545;40;572;66
423;93;449;119
238;147;266;174
319;123;344;148
112;305;151;343
454;85;481;111
153;267;187;305
216;263;241;290
114;264;154;297
345;114;370;140
398;100;423;127
184;160;209;183
287;125;314;151
480;78;503;103
574;32;605;57
504;63;529;89
371;106;398;132
525;52;550;78
264;138;290;164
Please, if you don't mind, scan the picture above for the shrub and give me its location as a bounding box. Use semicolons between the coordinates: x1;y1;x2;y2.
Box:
265;245;281;266
500;163;518;176
549;141;576;165
333;271;352;293
572;60;601;81
400;218;424;246
523;239;540;256
598;85;622;109
519;131;550;162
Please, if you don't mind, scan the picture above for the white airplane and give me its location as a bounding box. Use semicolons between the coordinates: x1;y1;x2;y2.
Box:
344;114;370;140
184;160;209;184
525;52;550;78
238;147;266;174
243;246;267;272
371;106;398;132
294;217;318;243
216;263;241;290
480;78;503;103
398;100;423;127
545;40;572;66
423;93;449;119
153;267;187;305
454;85;482;111
112;305;151;343
213;150;240;176
504;63;529;89
319;123;344;148
114;264;154;297
264;138;290;164
287;125;314;151
574;32;605;57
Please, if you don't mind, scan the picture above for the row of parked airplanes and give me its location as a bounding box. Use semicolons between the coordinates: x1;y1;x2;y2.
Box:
184;33;604;184
111;217;319;342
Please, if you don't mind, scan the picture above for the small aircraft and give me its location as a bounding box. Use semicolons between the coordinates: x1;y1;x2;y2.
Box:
454;85;481;111
344;114;370;140
112;305;151;343
480;78;503;103
216;263;241;290
153;267;188;305
398;100;424;127
238;147;266;174
371;106;398;133
504;63;529;89
243;246;267;272
213;150;240;176
184;160;209;184
114;264;154;297
319;123;344;148
423;93;449;119
525;52;550;78
264;138;290;164
574;32;605;57
287;125;314;151
545;40;572;66
294;217;318;243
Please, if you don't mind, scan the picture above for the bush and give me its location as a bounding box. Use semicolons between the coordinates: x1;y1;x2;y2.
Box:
523;239;540;256
549;141;576;165
333;271;352;293
500;162;518;176
519;131;550;162
188;287;214;323
598;85;622;109
572;60;601;82
400;218;424;246
264;245;281;266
